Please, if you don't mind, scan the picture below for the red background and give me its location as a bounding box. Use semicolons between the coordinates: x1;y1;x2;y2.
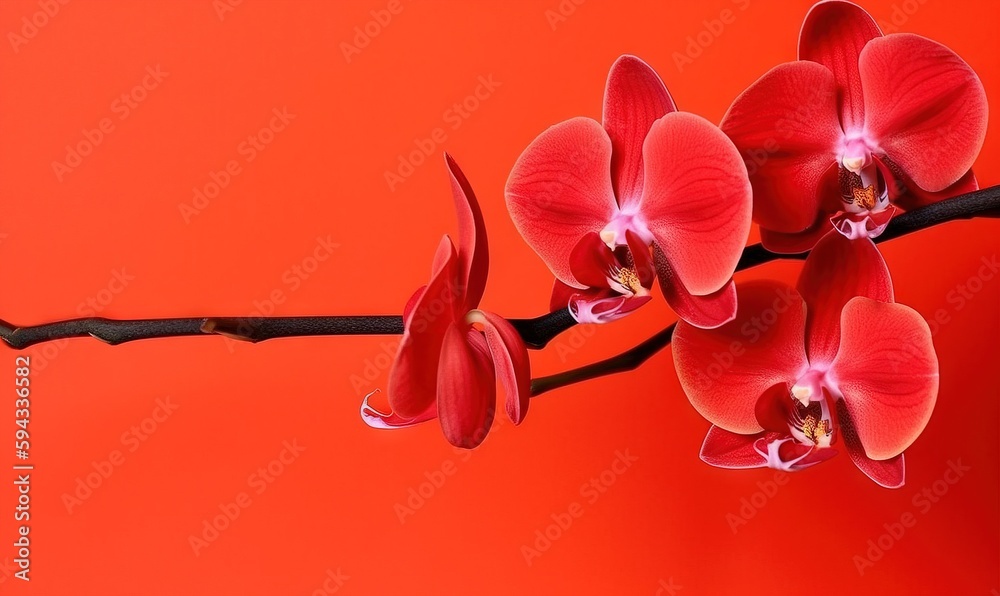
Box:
1;0;997;594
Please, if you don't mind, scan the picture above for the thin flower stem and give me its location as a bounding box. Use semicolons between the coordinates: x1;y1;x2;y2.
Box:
2;185;998;352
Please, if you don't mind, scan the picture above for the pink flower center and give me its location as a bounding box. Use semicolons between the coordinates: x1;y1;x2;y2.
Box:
599;211;653;249
787;369;835;449
837;132;889;215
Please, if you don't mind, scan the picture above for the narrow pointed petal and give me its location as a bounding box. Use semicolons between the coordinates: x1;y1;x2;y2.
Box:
700;426;768;469
831;297;938;461
836;400;905;488
654;244;736;329
639;112;752;296
721;62;842;235
672;281;809;434
569;232;618;289
602;54;676;209
468;310;531;425
506;117;618;287
798;0;882;130
445;153;489;309
387;238;458;419
402;285;426;326
438;323;497;449
861;34;988;192
360;390;438;429
797;232;892;365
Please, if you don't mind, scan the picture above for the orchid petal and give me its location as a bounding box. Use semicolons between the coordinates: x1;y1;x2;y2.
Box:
700;426;769;469
893;170;979;211
360;390;438;429
672;281;809;434
602;54;676;210
506;117;618;287
467;310;531;425
437;322;497;449
836;400;905;488
387;237;458;418
639;112;752;296
861;33;988;192
831;297;938;461
654;244;737;329
721;61;842;234
798;0;882;130
445;153;489;309
569;232;618;289
797;232;892;365
759;215;837;254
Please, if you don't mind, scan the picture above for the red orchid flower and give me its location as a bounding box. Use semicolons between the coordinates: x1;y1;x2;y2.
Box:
672;232;938;487
506;55;752;328
721;0;987;253
361;155;530;449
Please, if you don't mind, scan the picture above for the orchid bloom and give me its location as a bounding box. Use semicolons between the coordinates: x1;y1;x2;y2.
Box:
672;231;938;487
721;0;987;253
506;55;752;328
361;155;530;449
